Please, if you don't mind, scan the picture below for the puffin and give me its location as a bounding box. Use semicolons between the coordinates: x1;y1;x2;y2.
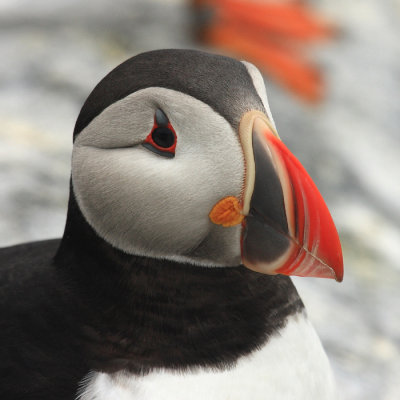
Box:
0;49;343;400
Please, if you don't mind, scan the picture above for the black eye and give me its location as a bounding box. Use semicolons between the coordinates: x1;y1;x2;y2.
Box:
152;127;175;149
143;109;177;158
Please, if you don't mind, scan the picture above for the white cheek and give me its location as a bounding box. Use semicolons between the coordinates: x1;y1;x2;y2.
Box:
72;147;209;255
72;88;244;265
75;99;155;149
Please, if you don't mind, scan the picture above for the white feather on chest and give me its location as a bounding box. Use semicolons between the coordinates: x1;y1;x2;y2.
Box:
77;315;336;400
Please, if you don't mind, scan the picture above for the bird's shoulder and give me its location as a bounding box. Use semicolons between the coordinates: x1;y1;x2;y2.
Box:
0;239;60;277
0;239;89;400
0;239;62;304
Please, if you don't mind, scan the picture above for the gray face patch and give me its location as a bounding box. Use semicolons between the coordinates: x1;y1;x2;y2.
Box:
72;88;244;267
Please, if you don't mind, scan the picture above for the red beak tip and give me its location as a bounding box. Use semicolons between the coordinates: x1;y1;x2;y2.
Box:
334;267;344;283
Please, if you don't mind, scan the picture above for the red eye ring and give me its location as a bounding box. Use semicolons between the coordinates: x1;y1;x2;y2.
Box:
143;114;177;158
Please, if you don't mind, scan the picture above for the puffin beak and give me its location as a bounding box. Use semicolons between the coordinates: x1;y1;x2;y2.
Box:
238;111;343;281
209;110;343;281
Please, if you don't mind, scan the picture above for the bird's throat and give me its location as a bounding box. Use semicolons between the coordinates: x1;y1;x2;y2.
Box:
56;191;304;374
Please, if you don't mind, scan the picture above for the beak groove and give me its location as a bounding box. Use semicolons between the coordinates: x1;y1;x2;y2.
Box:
239;111;343;281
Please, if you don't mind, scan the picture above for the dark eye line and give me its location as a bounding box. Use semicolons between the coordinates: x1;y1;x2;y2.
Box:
142;142;175;158
155;108;169;127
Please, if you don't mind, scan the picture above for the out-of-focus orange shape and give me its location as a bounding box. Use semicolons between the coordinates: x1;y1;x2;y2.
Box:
193;0;335;102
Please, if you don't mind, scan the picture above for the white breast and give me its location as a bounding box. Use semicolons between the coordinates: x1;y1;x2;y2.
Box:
77;314;336;400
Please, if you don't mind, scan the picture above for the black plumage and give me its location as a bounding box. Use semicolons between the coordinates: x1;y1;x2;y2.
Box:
0;193;303;399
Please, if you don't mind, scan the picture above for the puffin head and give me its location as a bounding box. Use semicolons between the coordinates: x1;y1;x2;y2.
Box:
71;49;343;281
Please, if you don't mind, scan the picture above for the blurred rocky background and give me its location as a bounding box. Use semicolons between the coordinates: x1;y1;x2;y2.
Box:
0;0;399;399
